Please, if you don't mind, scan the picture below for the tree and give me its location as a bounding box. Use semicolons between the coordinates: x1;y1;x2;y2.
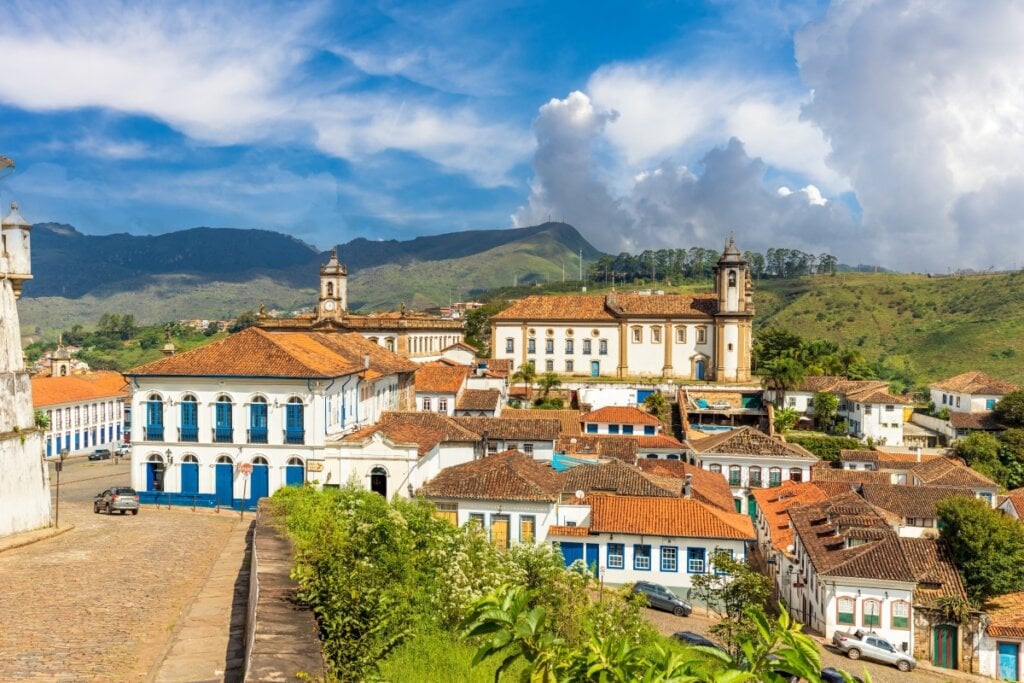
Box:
229;310;258;333
995;391;1024;428
774;407;801;432
760;357;806;408
812;392;839;431
937;496;1024;603
999;428;1024;490
953;432;1006;484
511;362;537;401
537;372;561;400
204;321;220;337
752;327;803;371
690;551;773;654
643;391;671;425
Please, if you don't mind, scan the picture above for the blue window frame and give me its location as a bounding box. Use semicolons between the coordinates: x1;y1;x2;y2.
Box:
286;399;305;444
687;547;706;574
622;425;634;435
145;395;164;441
660;546;678;572
607;543;625;569
249;398;268;444
527;338;536;354
565;339;574;354
586;423;598;434
599;339;608;355
505;338;514;353
644;425;656;435
633;544;652;571
215;397;233;443
545;339;554;354
714;549;734;575
986;398;996;410
609;424;620;434
179;397;198;442
582;339;591;355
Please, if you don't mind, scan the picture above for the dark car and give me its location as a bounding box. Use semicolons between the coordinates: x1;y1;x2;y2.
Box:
821;667;864;683
631;581;692;616
672;631;723;650
94;487;140;515
88;449;113;461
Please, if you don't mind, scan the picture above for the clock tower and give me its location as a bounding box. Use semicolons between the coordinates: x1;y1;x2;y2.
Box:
316;247;347;321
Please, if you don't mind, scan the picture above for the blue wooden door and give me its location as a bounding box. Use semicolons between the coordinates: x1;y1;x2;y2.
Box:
285;465;304;487
215;464;233;506
560;542;583;568
585;544;599;577
1000;642;1019;681
250;465;269;502
146;462;164;491
696;360;705;380
46;438;52;457
180;463;199;494
74;432;80;450
590;361;599;378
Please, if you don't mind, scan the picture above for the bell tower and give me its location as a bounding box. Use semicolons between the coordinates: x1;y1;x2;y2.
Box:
316;247;347;321
712;234;753;382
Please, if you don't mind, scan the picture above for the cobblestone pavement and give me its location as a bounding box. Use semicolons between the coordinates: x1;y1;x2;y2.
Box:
0;468;238;682
643;607;970;683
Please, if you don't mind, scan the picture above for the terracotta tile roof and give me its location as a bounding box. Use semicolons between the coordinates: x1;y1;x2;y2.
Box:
490;293;718;321
751;481;828;555
634;434;688;449
581;405;662;426
860;483;975;519
418;451;564;502
984;591;1024;638
810;463;892;484
443;341;479;353
504;408;583;435
1002;491;1024;518
790;377;906;404
455;416;562;441
843;385;909;405
811;481;860;497
31;371;128;407
456;389;501;411
482;358;513;377
788;495;916;582
690;426;816;459
841;449;943;469
415;364;469;394
636;460;737;512
588;495;755;540
911;457;997;489
948;411;1004;430
556;435;637;461
931;371;1019;396
127;328;417;378
838;450;879;462
900;537;968;605
563;459;679;498
548;525;591;537
340;411;479;456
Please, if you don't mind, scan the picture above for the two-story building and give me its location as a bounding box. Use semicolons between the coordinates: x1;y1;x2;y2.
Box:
453;416;562;461
32;368;128;457
124;327;416;509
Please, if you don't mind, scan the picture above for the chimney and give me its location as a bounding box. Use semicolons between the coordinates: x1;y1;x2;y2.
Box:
683;472;693;499
364;354;370;369
915;447;922;463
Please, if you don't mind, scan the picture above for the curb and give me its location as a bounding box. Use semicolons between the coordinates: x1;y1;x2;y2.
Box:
0;524;75;555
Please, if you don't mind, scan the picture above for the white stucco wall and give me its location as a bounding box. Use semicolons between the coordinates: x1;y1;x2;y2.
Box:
698;454;818;514
0;431;52;536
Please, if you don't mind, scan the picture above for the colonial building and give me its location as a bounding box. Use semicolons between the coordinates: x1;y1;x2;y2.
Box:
490;237;753;381
0;200;52;537
258;248;465;362
124;327;417;509
32;369;128;457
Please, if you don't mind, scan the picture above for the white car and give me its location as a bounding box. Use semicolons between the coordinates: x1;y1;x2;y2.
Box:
832;630;916;671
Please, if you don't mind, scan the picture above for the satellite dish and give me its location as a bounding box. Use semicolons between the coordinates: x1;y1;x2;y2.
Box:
575;489;585;501
570;437;578;445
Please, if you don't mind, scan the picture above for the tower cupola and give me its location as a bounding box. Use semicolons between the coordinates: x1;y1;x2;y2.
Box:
2;201;32;298
317;247;348;320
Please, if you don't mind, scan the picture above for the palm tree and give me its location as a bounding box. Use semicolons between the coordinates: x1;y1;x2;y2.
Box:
511;362;537;401
760;357;806;408
643;391;670;425
537;372;562;401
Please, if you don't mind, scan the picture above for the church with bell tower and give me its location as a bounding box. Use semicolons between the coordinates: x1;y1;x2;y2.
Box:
711;235;754;383
316;248;348;322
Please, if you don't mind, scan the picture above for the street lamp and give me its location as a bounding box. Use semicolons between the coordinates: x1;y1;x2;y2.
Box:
55;448;68;528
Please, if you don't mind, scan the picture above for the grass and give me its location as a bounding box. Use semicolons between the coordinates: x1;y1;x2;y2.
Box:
377;628;527;682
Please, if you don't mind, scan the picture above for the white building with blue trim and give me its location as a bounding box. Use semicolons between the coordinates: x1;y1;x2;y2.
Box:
124;327;417;509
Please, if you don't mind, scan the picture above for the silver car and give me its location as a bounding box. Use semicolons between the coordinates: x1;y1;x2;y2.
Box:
94;487;140;515
832;630;916;671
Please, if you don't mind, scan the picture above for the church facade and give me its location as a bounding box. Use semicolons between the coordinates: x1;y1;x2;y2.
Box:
258;248;465;362
490;239;754;382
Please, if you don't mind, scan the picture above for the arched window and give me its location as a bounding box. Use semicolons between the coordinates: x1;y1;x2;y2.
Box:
709;463;722;474
214;395;233;443
182;454;199;463
249;396;268;444
789;467;803;483
146;393;164;441
60;366;68;376
252;456;269;465
862;599;882;627
728;270;737;287
326;282;334;297
837;596;856;626
370;466;388;497
216;455;234;464
145;452;165;492
385;338;395;352
180;394;198;442
891;600;910;629
728;465;742;486
287;457;304;466
769;467;782;487
286;398;305;444
749;466;762;487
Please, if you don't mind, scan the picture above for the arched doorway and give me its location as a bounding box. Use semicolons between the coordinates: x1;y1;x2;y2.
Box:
250;456;270;502
146;454;165;492
285;457;304;487
695;359;706;380
370;467;388;497
180;454;199;494
215;456;234;507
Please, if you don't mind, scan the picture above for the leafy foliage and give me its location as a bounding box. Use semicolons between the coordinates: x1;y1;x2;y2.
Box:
812;392;840;431
995;391;1024;428
774;407;802;432
784;435;865;461
643;391;671;425
690;551;773;654
937;496;1024;603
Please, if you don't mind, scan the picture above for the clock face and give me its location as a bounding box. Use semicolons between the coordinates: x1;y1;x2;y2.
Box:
323;300;336;311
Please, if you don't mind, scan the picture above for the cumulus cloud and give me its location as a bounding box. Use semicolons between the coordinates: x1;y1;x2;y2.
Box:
795;0;1024;270
514;91;855;256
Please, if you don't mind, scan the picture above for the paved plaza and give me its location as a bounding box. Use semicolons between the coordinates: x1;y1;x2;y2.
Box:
0;459;239;681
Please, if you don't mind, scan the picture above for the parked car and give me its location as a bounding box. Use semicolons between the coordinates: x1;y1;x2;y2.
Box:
115;444;130;457
832;630;916;671
671;631;722;650
94;487;140;515
631;581;692;616
821;667;864;683
88;449;112;461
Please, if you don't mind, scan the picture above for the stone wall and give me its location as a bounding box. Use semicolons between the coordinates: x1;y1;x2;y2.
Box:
243;503;325;682
913;607;985;674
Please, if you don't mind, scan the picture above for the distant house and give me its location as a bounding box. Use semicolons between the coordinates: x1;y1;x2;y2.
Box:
998;487;1024;522
414;364;469;416
33;370;128;457
930;371;1018;414
581;405;662;436
908;457;999;506
979;592;1024;680
454;416;562;460
859;483;975;536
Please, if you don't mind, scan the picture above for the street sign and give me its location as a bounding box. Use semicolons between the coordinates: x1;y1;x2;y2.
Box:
238;462;253;476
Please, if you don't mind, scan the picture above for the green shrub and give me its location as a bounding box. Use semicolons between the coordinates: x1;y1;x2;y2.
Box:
784;434;864;461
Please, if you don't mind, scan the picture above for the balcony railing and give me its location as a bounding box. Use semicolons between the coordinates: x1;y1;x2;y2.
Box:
179;427;199;443
248;428;268;444
144;425;164;441
284;429;305;445
213;427;234;443
750;476;763;488
728;476;741;487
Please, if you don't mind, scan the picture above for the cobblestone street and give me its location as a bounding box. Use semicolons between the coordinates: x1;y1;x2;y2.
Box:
0;459;238;681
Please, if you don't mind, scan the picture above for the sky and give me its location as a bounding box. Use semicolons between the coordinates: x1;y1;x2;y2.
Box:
2;0;1023;272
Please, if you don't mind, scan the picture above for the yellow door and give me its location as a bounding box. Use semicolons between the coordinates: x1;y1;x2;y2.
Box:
491;516;510;550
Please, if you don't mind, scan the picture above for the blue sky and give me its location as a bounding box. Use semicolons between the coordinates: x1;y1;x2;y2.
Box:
2;0;1023;271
